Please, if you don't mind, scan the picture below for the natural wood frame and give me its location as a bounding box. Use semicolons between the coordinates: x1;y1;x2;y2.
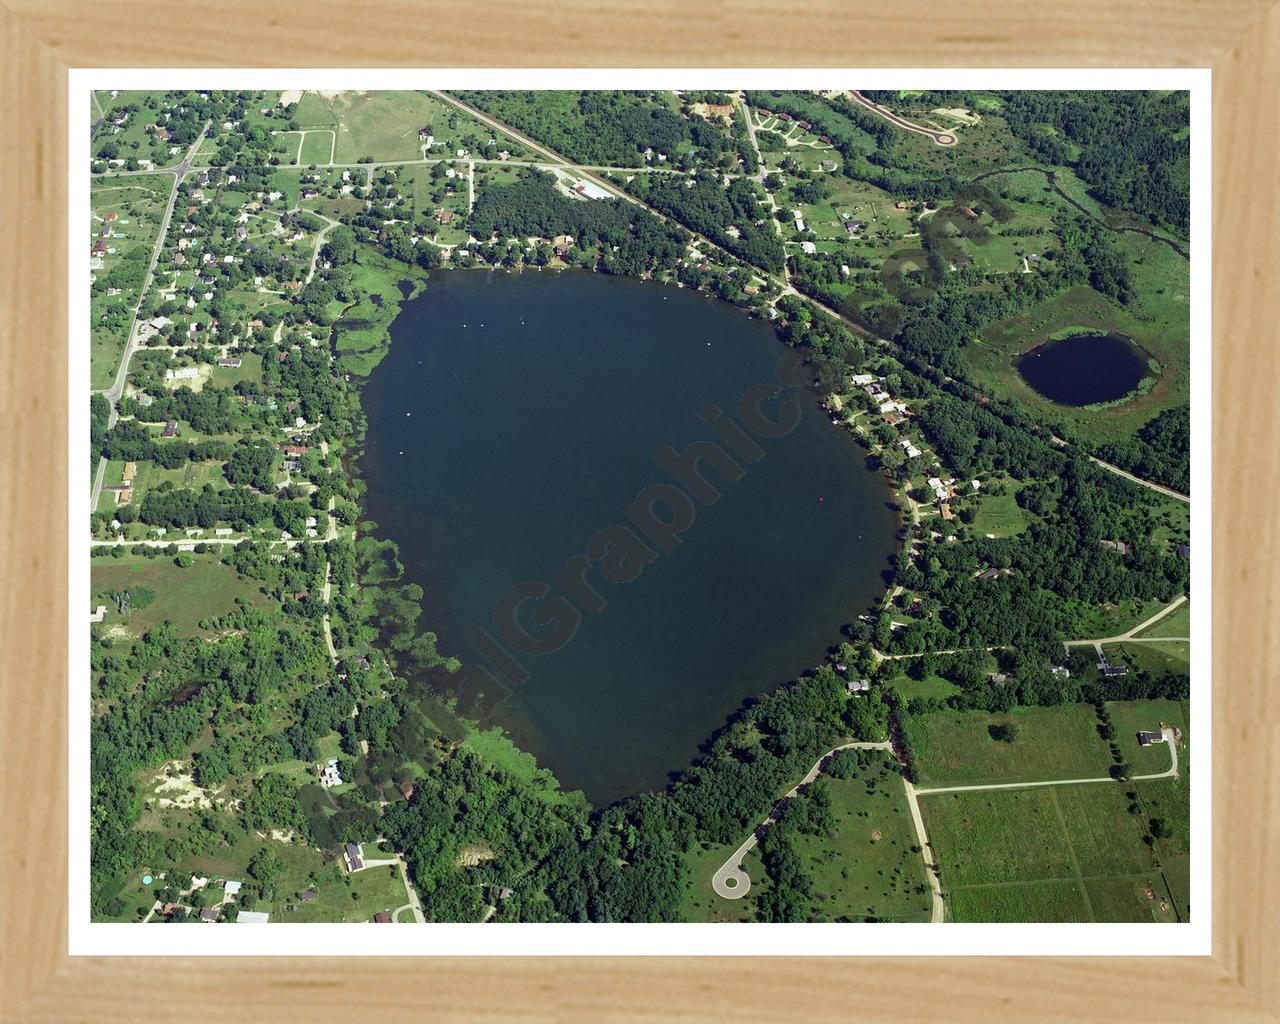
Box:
2;2;1277;1019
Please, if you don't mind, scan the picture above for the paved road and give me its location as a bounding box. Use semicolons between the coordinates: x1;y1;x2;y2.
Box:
846;91;956;146
1063;594;1188;648
711;740;892;899
90;124;210;512
1087;455;1190;503
305;213;341;285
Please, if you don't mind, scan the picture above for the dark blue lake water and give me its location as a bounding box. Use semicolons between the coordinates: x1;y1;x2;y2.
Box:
360;270;898;803
1016;332;1148;406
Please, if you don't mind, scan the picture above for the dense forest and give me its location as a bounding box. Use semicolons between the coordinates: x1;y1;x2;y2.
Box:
1000;91;1190;236
1097;406;1191;493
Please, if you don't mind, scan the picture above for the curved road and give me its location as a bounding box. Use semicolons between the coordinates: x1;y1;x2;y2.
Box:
711;740;891;900
847;91;956;146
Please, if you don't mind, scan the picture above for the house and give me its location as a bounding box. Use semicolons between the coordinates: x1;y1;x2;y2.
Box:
1137;730;1166;746
895;200;908;210
217;358;242;368
927;477;948;500
162;420;178;438
373;912;392;923
122;461;137;485
235;911;270;923
199;908;219;922
435;208;454;225
1100;540;1130;555
300;889;317;902
975;568;1002;582
319;758;342;788
1097;651;1129;677
90;605;107;623
223;880;242;898
899;438;921;459
845;678;871;694
939;502;954;521
91;240;107;256
850;373;876;386
1176;544;1190;560
345;843;364;872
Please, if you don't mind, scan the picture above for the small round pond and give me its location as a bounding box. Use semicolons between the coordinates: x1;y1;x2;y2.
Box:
1015;332;1149;407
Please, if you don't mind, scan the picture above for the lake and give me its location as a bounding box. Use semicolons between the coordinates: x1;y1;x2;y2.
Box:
1015;332;1148;406
360;270;899;804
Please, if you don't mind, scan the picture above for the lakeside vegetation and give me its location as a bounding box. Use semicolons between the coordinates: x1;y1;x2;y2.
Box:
87;87;1191;925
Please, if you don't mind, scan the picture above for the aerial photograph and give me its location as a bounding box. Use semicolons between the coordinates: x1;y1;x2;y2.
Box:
87;87;1191;926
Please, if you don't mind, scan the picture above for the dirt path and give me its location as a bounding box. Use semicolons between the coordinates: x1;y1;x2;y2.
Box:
901;777;946;922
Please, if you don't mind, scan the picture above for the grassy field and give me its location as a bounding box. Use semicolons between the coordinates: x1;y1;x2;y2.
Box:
91;553;272;636
680;754;929;922
300;130;335;165
461;728;584;808
968;482;1027;537
327;92;439;163
786;766;931;922
679;841;758;923
1106;699;1187;775
911;704;1113;787
1105;640;1190;677
964;263;1189;450
923;783;1175;922
949;881;1090;923
888;672;959;701
1137;601;1191;638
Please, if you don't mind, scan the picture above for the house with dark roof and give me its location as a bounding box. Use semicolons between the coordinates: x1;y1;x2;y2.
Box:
345;842;364;872
1137;730;1166;746
373;911;392;923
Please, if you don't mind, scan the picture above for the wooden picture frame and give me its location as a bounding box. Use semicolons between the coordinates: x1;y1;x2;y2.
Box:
2;2;1276;1019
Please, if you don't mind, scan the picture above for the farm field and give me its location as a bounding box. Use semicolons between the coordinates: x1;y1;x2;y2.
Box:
922;783;1176;922
911;704;1114;787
